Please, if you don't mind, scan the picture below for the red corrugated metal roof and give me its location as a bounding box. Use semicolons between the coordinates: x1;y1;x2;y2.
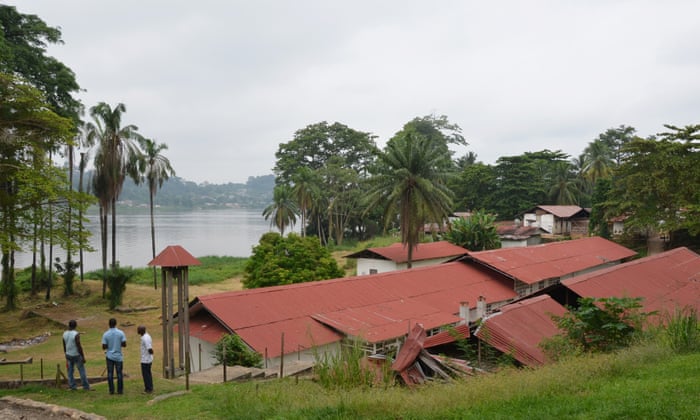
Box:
311;299;460;344
148;245;202;267
424;324;470;348
563;247;700;318
345;241;469;263
191;261;518;358
476;295;567;366
469;236;637;284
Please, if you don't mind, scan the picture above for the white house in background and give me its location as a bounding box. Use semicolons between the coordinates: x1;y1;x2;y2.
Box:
521;205;590;237
345;241;470;275
496;222;545;248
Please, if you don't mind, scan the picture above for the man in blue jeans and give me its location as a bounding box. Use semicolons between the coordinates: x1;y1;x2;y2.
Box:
63;320;90;390
101;318;127;395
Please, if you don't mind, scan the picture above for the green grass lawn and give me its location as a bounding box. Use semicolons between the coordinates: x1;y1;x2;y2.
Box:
2;340;699;419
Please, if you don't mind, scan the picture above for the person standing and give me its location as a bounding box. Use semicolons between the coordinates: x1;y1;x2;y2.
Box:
62;320;90;390
101;318;126;395
137;325;154;393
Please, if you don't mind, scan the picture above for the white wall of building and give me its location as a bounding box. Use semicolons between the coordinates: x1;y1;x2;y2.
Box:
356;257;455;275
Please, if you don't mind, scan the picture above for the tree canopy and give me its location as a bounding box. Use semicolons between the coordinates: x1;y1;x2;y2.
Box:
242;232;344;289
365;130;454;268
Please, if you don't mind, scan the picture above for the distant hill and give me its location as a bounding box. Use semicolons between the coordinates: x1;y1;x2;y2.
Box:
83;173;275;210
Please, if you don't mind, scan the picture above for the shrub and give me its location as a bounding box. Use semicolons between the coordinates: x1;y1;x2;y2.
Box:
549;296;652;353
213;334;263;368
94;264;136;309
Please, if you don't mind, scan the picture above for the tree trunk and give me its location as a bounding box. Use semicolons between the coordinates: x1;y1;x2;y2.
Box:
78;152;85;282
111;197;117;268
150;189;157;289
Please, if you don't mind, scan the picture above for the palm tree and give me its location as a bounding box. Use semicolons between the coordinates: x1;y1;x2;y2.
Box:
291;167;319;238
548;161;579;205
365;132;454;268
137;138;175;289
77;122;96;282
262;184;299;236
583;140;614;184
445;210;500;251
89;102;142;275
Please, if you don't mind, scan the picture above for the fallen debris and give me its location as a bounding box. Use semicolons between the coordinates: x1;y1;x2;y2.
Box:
392;323;479;387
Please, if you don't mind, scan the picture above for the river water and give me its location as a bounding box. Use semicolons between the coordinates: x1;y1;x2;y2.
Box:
13;208;293;271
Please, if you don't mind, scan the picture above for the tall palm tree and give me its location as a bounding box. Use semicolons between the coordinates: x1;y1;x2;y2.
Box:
291;167;319;238
89;102;142;272
365;132;454;268
262;184;298;236
583;140;614;185
77;122;96;282
137;138;175;289
548;161;579;205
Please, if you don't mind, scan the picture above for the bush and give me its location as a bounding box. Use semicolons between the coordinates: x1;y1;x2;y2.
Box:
93;264;136;309
243;232;344;288
549;296;652;353
213;334;263;368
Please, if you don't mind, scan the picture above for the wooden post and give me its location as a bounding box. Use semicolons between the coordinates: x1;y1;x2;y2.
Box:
178;269;185;369
198;343;202;372
161;268;168;378
279;332;284;379
183;267;190;375
185;351;190;391
167;269;175;379
223;343;227;383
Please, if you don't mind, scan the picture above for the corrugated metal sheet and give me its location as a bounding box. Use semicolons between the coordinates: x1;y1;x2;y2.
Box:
345;241;469;263
148;245;202;267
192;261;518;357
311;299;460;344
476;295;567;366
469;236;637;284
424;324;470;348
563;247;700;318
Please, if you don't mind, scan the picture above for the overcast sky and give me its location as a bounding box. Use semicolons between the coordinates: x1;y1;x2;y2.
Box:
9;1;700;184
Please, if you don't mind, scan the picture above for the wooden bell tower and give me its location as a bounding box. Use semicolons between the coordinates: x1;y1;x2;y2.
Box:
148;245;201;379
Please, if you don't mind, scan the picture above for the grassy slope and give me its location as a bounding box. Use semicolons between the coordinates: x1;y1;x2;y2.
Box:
2;342;699;419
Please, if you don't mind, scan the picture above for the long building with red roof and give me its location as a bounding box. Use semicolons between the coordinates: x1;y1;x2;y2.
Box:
188;261;518;371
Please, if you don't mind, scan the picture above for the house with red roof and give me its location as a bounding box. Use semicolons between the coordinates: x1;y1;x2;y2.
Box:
474;246;700;366
521;205;590;237
187;261;518;371
466;236;637;296
346;241;469;275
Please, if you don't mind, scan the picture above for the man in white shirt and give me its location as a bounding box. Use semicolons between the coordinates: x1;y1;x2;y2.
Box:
62;320;90;390
137;325;154;393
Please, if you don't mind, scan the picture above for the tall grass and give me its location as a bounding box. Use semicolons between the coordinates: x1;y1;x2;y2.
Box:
313;340;394;389
662;306;700;353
